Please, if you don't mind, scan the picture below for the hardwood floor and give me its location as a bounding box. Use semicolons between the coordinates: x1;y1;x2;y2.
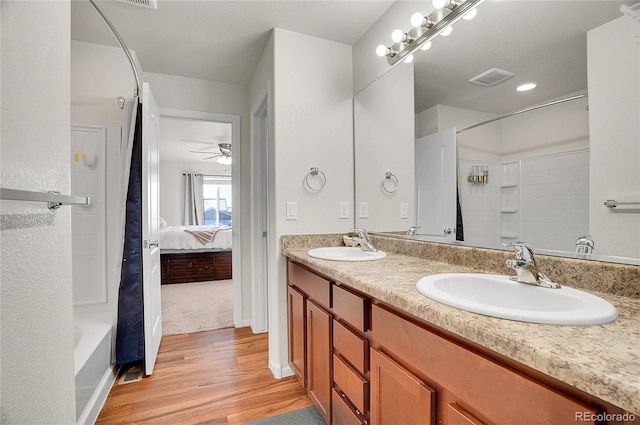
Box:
96;327;311;424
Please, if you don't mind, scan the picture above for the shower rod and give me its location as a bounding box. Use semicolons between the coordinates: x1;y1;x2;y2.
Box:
89;0;141;97
457;94;587;134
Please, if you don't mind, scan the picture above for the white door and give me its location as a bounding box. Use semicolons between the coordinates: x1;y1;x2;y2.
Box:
415;127;457;240
142;82;162;375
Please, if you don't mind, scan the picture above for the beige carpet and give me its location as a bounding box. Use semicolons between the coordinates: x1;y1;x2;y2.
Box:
161;280;234;336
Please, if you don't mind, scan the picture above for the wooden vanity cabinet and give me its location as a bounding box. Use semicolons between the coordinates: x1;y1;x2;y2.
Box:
287;260;617;425
287;262;332;423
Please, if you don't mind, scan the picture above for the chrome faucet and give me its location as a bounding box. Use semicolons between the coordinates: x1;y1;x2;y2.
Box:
406;226;419;237
504;242;561;289
351;228;378;252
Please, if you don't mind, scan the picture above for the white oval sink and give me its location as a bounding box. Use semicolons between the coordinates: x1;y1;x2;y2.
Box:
416;273;617;325
308;247;387;262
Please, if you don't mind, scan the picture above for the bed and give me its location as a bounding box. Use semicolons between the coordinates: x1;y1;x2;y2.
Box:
159;225;232;284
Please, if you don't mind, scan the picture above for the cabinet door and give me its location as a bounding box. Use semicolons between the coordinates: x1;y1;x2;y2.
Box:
307;300;332;424
288;286;306;387
370;348;436;425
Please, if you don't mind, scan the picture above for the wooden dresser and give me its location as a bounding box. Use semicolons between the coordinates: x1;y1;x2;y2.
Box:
160;250;232;284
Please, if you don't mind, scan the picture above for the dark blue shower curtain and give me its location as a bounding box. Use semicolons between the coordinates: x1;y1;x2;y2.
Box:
116;101;145;365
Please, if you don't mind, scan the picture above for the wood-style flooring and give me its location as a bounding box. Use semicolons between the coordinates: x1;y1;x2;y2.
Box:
96;327;311;424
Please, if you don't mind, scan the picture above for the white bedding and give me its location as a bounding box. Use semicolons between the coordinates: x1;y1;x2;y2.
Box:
159;225;232;250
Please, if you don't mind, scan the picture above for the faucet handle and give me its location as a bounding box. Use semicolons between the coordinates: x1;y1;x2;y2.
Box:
352;228;370;242
502;241;535;262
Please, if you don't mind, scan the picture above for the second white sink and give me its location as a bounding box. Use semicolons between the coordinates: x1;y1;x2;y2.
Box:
416;273;618;325
308;247;387;262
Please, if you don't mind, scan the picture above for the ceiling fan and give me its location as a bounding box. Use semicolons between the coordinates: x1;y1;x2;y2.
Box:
189;143;232;165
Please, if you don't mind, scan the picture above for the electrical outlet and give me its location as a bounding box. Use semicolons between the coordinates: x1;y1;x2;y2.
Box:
400;203;409;219
286;202;297;220
339;202;349;219
359;202;369;219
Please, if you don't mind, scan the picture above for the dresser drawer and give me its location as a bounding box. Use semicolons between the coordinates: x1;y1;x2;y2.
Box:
332;284;367;332
288;262;331;310
334;319;367;375
332;388;366;425
333;354;367;414
371;304;598;424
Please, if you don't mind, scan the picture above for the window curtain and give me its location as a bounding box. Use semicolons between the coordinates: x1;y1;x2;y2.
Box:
183;173;204;225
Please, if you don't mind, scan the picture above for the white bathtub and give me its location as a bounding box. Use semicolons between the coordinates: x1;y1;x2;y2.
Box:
74;315;117;425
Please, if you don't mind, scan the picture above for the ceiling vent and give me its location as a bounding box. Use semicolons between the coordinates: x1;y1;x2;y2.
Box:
469;68;515;87
116;0;158;9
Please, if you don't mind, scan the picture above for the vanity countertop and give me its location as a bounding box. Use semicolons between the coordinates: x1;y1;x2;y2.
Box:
283;248;640;416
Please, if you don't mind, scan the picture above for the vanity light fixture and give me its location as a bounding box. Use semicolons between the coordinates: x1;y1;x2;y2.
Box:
377;0;485;65
517;82;537;92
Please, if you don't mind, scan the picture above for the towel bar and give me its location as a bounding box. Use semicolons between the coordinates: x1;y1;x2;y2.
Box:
0;188;90;210
603;199;640;209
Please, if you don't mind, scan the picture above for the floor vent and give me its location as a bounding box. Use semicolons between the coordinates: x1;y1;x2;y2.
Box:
115;0;158;9
118;365;143;385
469;68;515;87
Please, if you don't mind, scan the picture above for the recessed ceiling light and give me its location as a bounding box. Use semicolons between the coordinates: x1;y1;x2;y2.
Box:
517;82;537;92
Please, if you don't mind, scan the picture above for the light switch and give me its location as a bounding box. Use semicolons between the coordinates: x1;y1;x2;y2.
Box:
339;202;349;219
400;203;409;219
286;202;298;220
359;202;369;219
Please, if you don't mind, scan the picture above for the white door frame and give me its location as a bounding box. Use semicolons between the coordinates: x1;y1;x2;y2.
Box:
158;107;243;327
250;86;270;333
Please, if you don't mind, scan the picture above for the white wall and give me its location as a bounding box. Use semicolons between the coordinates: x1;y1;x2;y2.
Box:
159;160;229;226
588;16;640;259
269;28;354;376
352;1;416;233
71;40;137;127
1;1;76;423
354;63;415;231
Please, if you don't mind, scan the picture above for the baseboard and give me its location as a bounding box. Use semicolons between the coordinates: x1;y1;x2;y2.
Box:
269;360;294;379
77;364;119;425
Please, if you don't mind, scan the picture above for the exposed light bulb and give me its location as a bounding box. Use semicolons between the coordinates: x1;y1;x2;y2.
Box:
420;41;432;51
376;44;388;57
391;29;404;43
463;7;477;20
517;82;537;92
410;12;425;27
432;0;446;9
403;54;414;64
441;26;453;36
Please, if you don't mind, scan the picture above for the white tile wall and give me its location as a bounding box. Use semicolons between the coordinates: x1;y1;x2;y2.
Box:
458;160;501;246
519;150;589;252
71;126;107;306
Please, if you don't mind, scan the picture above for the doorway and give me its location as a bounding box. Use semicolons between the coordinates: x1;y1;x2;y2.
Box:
158;108;242;330
250;87;270;333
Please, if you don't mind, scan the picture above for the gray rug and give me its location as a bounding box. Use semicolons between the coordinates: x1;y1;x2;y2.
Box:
161;279;233;335
245;406;325;425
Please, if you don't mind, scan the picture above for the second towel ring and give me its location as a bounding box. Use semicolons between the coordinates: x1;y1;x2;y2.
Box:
381;172;399;194
304;167;327;193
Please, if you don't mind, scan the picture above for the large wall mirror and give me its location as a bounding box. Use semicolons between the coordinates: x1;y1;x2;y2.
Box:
355;0;640;264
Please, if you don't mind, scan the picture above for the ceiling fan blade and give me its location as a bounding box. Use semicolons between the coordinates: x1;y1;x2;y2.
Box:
189;150;219;154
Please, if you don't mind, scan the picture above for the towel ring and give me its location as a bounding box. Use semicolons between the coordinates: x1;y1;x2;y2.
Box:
381;172;399;194
304;167;326;193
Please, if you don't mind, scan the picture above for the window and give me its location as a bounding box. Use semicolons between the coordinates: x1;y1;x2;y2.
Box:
203;176;232;226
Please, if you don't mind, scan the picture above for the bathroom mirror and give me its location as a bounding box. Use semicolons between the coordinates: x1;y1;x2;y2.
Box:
355;0;640;264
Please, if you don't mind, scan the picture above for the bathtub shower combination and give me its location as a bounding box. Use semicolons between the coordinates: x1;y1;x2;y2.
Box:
74;316;115;423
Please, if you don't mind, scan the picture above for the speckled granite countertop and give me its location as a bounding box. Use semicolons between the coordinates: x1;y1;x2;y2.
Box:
283;247;640;416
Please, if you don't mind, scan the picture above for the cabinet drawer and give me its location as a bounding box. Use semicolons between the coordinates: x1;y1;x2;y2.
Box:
332;388;366;425
288;262;331;310
371;304;598;424
332;284;367;332
333;354;367;414
448;403;485;425
334;319;367;375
